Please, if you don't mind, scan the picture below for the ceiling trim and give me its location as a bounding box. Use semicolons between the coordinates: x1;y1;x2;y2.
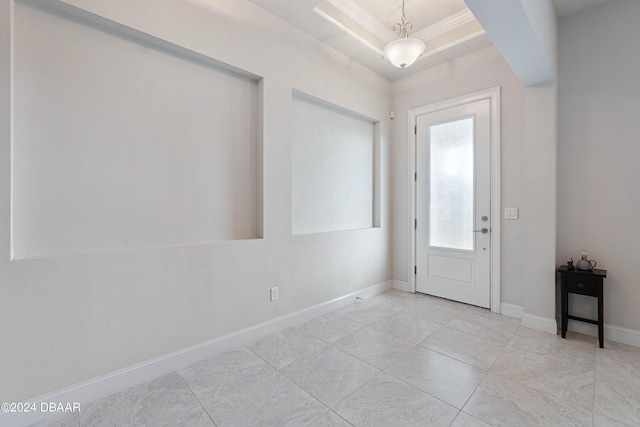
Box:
413;9;479;41
313;2;387;54
314;0;484;57
419;29;487;62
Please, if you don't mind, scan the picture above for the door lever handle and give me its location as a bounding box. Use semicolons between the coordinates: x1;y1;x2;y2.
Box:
473;228;489;234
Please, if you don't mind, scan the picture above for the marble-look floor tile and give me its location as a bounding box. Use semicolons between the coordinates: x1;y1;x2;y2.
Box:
308;411;353;427
28;413;78;427
385;346;485;409
464;305;522;326
463;373;592;427
594;369;640;426
446;311;519;345
597;340;640;382
508;327;597;369
414;293;469;312
335;301;397;325
334;373;458;427
179;347;274;402
35;288;640;427
413;305;462;325
248;326;328;369
490;347;595;410
600;339;640;354
450;411;492;427
369;291;418;311
303;312;365;344
380;289;415;298
280;345;379;407
333;326;415;369
593;412;636;427
80;372;213;427
369;312;441;344
420;326;505;370
181;348;325;427
210;371;326;426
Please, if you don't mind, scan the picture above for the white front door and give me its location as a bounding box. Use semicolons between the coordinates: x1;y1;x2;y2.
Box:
415;99;491;308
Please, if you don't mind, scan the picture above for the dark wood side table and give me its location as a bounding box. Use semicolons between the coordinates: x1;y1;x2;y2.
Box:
558;265;607;348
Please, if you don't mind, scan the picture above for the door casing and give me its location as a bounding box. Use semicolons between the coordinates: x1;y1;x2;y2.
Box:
408;87;501;312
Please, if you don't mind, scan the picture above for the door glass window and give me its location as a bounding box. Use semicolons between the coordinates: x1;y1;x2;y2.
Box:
429;117;474;250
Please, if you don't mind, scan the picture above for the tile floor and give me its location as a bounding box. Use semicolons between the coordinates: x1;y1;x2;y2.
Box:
31;290;640;427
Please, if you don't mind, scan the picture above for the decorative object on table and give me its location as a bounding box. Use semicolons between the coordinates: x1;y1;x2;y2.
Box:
567;258;574;270
576;250;597;271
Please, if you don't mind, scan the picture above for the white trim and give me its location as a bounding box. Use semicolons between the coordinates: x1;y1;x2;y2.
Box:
568;321;640;349
392;280;411;293
489;88;501;312
413;9;480;41
522;312;558;334
505;306;640;348
407;87;501;312
500;302;524;319
0;281;392;427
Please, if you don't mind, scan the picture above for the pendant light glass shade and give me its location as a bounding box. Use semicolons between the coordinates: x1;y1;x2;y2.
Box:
383;37;425;68
383;0;425;69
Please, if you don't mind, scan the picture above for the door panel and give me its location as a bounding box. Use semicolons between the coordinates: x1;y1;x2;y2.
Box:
416;99;491;308
428;255;473;284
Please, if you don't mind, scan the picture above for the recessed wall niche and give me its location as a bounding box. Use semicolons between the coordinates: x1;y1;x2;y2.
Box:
11;1;263;259
291;91;380;235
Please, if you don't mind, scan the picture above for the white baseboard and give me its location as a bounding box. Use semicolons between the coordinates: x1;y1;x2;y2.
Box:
522;312;558;334
391;280;411;293
504;304;640;348
1;281;393;427
500;302;523;319
501;305;557;336
568;320;640;348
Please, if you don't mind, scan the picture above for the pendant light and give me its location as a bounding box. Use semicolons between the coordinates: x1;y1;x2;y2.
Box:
383;0;425;69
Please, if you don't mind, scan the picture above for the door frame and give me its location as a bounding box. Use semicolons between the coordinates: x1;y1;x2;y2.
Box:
408;87;501;312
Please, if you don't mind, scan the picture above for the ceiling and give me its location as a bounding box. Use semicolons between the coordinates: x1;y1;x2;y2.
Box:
247;0;616;81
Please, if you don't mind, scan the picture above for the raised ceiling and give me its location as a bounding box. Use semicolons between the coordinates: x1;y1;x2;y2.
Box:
247;0;616;81
248;0;491;80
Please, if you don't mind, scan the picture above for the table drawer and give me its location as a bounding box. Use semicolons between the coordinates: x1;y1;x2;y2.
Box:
565;276;598;294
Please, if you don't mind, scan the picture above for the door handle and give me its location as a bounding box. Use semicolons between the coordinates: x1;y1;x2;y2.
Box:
473;228;489;234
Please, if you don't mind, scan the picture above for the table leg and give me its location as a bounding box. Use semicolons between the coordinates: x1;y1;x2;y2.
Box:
561;288;568;339
598;288;604;348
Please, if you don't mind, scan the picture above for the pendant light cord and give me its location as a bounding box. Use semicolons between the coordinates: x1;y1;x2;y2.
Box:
394;0;413;39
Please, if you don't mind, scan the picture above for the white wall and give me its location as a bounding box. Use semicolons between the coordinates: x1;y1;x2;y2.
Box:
518;0;559;331
521;80;558;330
0;0;392;402
557;0;640;331
13;2;263;258
291;93;377;235
390;46;526;307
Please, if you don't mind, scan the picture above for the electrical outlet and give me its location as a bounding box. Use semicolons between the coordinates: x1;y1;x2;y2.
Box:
270;287;278;302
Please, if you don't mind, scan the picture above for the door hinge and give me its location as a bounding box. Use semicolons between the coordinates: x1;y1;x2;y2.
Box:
414;125;417;135
414;172;417;181
414;265;417;274
414;219;417;229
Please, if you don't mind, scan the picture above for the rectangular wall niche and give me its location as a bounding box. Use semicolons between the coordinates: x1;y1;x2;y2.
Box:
292;91;379;235
11;1;263;259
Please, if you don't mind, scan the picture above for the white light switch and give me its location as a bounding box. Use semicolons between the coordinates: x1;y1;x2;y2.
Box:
504;208;519;219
